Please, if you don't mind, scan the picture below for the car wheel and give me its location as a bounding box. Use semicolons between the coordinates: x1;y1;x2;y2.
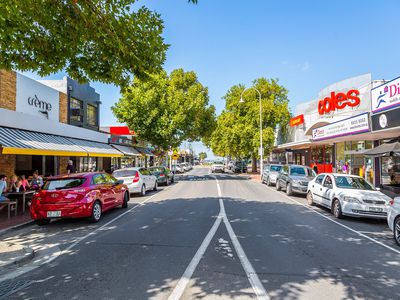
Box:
286;182;293;196
307;191;314;206
266;177;271;186
276;181;281;191
89;201;102;223
153;181;158;191
122;192;129;208
332;199;343;219
394;216;400;247
141;185;146;196
35;219;50;226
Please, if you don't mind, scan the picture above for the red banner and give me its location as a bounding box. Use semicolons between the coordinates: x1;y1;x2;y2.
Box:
290;114;304;127
109;126;135;135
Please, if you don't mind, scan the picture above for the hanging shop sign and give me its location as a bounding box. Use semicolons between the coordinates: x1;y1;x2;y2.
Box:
317;89;361;115
290;114;304;127
371;107;400;131
312;113;369;141
371;76;400;114
16;73;59;121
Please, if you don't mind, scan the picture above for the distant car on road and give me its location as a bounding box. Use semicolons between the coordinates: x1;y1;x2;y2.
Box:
388;196;400;246
276;165;315;196
308;173;392;219
149;166;174;186
262;164;282;186
211;162;225;173
30;172;129;225
173;164;185;174
113;167;158;196
231;161;247;173
180;163;192;172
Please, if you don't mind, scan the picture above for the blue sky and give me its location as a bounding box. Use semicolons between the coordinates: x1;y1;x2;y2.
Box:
25;0;400;159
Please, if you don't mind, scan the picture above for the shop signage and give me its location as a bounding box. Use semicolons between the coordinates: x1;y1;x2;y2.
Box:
108;135;132;146
16;73;59;121
312;113;369;141
109;126;135;135
318;89;361;115
371;76;400;114
371;107;400;131
290;114;304;127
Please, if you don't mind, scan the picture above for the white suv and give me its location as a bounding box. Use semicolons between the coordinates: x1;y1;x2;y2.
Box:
113;167;157;196
388;197;400;246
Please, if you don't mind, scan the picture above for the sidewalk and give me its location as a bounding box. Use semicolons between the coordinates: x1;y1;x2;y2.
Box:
0;214;33;236
0;241;34;271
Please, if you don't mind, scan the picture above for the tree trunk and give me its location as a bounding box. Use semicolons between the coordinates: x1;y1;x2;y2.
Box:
252;155;257;173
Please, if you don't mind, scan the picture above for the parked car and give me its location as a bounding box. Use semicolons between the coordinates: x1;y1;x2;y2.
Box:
262;164;283;186
227;161;235;170
113;167;158;196
30;172;129;225
180;163;192;172
211;161;225;173
232;161;247;173
276;165;316;196
173;164;184;174
149;166;174;186
387;196;400;246
307;173;392;219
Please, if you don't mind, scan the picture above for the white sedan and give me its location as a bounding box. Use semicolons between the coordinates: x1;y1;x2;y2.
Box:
307;173;391;219
388;197;400;246
211;162;225;173
113;167;158;196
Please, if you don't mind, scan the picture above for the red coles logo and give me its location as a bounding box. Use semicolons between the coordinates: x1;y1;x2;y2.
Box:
318;89;361;115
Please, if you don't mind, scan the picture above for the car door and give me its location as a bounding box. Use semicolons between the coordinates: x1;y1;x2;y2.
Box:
103;173;123;207
310;174;326;204
92;173;110;210
139;168;151;190
321;175;334;207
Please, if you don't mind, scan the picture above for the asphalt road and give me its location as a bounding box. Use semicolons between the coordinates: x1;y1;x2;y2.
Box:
1;167;400;299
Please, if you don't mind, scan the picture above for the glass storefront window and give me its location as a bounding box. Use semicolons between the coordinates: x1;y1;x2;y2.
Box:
381;156;400;185
70;98;83;122
77;157;97;172
87;104;98;127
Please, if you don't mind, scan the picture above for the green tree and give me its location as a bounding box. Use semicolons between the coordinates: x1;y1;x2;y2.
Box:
0;0;197;88
112;68;216;153
198;152;207;161
210;78;290;172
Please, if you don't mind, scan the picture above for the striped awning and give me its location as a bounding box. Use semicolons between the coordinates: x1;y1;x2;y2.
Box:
134;146;154;156
111;144;140;156
0;127;122;157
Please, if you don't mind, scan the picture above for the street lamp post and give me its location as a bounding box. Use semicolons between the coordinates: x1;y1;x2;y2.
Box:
239;87;263;178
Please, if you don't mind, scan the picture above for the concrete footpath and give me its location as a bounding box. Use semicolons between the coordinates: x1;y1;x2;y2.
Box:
0;242;34;271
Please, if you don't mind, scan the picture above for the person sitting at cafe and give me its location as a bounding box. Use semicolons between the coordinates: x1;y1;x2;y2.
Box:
30;171;43;190
9;175;18;192
0;175;8;202
20;175;30;191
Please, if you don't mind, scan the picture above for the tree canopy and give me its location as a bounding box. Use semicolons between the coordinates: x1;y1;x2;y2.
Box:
209;78;290;167
112;68;216;152
0;0;197;88
198;152;207;161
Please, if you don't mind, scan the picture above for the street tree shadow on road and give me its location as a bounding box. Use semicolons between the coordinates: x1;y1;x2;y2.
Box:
6;196;400;300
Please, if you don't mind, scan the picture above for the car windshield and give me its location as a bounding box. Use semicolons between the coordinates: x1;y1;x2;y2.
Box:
270;165;282;172
334;176;375;191
113;169;137;177
43;178;86;190
290;166;306;176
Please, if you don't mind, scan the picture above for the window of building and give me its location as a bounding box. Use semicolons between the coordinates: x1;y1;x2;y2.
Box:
87;104;98;127
70;98;83;122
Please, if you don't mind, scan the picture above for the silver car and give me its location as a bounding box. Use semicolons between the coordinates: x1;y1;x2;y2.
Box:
388;196;400;246
276;164;316;196
262;164;282;186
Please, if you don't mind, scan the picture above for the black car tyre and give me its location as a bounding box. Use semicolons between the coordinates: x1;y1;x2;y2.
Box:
286;182;293;196
141;185;146;196
332;199;343;219
35;219;50;226
307;191;314;206
276;180;281;191
394;216;400;247
89;201;102;223
122;192;129;208
153;181;157;191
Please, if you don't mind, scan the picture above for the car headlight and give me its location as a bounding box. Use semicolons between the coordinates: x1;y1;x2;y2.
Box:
343;196;362;204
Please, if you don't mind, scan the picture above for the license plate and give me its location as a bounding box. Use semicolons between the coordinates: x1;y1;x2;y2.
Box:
47;211;61;218
369;207;383;212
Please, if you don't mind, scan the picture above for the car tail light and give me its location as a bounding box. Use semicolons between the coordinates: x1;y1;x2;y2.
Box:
133;171;140;183
389;199;395;205
160;173;165;177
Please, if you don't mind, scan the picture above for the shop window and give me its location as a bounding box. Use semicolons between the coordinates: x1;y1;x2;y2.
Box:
87;104;98;127
381;156;400;185
70;98;83;122
78;157;98;172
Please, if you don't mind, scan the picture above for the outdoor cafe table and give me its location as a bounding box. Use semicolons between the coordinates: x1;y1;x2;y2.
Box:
5;190;36;214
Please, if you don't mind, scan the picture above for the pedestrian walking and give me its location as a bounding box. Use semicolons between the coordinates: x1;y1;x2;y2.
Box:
67;160;76;174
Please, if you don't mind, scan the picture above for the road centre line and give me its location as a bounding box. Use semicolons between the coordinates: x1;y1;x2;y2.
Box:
265;186;400;255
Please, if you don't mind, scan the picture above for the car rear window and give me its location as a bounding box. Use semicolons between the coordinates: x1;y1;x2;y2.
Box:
113;170;136;177
43;178;86;190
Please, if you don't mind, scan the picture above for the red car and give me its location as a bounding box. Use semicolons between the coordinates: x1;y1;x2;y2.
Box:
30;172;129;225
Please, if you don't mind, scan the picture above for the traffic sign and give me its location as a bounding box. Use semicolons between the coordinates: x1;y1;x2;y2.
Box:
172;154;179;160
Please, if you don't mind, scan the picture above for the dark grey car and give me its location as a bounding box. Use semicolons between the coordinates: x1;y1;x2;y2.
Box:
262;164;283;186
276;165;316;196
